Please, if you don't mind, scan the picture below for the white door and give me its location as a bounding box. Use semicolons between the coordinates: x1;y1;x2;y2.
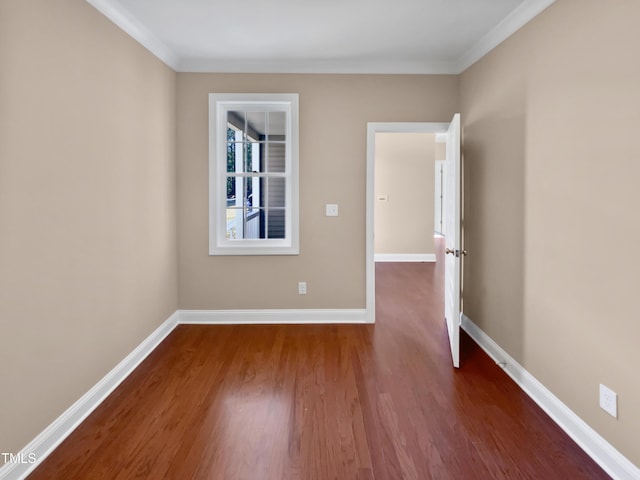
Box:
444;114;462;368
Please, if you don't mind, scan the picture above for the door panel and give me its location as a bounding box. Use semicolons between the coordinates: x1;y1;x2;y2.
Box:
444;114;461;368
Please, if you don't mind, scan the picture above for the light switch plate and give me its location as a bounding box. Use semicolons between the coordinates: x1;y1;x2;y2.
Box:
326;204;339;217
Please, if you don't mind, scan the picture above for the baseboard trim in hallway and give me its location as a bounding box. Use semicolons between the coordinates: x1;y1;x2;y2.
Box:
461;314;640;480
374;253;436;262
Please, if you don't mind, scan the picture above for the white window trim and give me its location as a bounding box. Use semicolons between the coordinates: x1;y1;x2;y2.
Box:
209;93;299;255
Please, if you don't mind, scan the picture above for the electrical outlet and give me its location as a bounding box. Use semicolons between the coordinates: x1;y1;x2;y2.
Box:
599;384;617;418
298;282;307;295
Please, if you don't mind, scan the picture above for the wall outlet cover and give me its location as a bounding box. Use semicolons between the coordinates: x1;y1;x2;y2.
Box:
599;384;617;418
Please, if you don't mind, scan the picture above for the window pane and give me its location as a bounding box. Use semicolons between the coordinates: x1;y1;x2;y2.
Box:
268;111;286;139
225;208;242;240
266;143;286;173
225;177;245;207
226;123;246;172
226;127;235;173
245;111;266;139
226;141;261;173
266;209;286;239
227;141;242;173
227;207;267;240
267;177;286;208
226;175;239;205
248;176;263;209
245;208;262;239
247;140;260;173
227;111;246;135
228;110;270;141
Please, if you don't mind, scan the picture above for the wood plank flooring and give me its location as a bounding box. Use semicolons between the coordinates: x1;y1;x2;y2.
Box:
28;255;609;478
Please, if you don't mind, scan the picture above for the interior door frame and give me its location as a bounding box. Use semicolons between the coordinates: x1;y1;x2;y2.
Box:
366;122;450;323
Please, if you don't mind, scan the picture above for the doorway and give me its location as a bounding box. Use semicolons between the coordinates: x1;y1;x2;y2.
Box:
374;132;438;262
365;122;449;323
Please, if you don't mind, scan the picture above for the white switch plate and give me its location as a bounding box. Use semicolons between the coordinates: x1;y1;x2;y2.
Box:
298;282;307;295
326;204;339;217
599;384;617;418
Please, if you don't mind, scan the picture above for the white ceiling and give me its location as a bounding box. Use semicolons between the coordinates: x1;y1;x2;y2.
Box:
87;0;555;74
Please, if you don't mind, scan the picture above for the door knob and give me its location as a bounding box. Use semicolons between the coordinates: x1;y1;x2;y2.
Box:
445;248;455;255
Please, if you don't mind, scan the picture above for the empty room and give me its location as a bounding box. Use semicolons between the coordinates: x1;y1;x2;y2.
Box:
1;1;639;479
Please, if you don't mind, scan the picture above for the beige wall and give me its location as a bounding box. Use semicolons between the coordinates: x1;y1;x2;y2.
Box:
4;0;638;471
0;0;177;457
461;0;640;466
177;74;458;309
374;133;436;255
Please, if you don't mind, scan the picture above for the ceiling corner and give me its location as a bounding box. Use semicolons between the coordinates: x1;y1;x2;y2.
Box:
86;0;180;71
455;0;557;74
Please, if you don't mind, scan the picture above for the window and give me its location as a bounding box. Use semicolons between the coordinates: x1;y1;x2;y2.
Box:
209;93;299;255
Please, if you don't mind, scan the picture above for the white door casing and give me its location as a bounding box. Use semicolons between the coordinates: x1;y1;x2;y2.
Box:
444;113;462;368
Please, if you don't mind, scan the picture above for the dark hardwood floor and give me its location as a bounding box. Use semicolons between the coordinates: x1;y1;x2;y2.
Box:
28;253;609;478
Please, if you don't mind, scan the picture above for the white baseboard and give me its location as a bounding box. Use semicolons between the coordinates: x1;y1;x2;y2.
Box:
374;253;436;262
9;309;637;480
0;312;180;480
461;314;640;480
178;308;369;324
0;307;370;479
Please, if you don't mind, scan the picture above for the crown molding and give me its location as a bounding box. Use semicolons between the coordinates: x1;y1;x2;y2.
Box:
86;0;179;70
87;0;555;75
176;57;459;75
455;0;556;73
